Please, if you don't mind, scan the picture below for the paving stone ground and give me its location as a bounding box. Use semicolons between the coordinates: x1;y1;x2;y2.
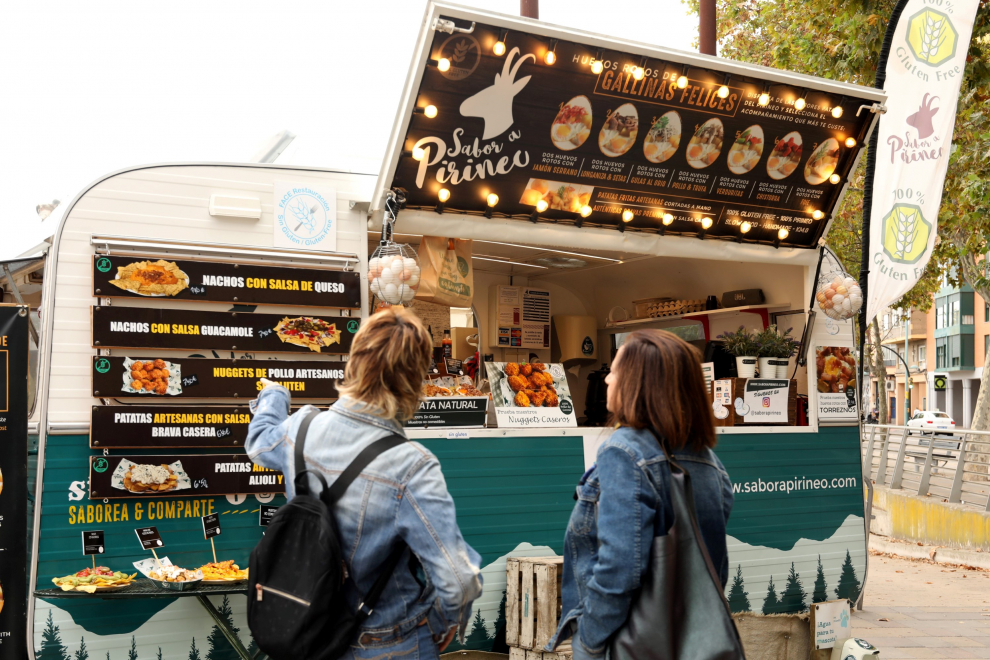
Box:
853;550;990;659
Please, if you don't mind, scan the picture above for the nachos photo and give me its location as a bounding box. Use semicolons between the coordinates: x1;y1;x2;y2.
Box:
274;316;342;352
109;259;190;297
111;458;191;494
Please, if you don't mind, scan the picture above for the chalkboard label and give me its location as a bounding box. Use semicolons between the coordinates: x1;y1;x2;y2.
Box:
135;526;164;550
202;513;221;539
82;530;105;555
259;505;280;527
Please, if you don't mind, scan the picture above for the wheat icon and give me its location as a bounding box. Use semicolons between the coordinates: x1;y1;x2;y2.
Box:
919;11;947;62
452;40;470;64
892;208;920;260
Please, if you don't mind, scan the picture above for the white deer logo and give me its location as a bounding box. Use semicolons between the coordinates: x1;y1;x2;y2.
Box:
459;47;535;140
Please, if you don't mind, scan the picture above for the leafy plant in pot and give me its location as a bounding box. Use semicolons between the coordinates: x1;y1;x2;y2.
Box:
755;326;798;378
716;326;758;378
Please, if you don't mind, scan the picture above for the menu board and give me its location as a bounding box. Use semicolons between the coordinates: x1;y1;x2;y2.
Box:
92;356;342;399
815;346;858;424
485;361;577;428
92;255;361;308
92;306;359;354
91;405;256;448
0;306;28;659
90;454;285;499
406;396;488;428
387;21;879;247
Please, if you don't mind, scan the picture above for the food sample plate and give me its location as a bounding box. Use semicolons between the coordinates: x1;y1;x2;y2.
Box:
121;357;182;396
109;259;190;297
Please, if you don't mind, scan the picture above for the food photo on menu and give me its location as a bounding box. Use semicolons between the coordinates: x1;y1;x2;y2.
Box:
519;178;593;213
122;357;181;396
804;138;840;185
726;125;764;174
274;315;343;352
767;131;804;180
109;259;190;297
550;95;593;150
685;117;725;169
111;458;191;494
643;111;682;164
598;103;639;157
485;361;574;410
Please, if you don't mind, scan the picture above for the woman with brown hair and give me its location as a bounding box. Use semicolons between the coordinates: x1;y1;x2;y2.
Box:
246;307;482;660
546;329;734;660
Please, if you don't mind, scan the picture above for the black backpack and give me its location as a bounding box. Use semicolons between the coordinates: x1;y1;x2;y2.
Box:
247;409;407;660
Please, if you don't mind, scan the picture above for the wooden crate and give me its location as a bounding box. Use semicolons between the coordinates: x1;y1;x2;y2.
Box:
506;556;563;651
509;642;572;660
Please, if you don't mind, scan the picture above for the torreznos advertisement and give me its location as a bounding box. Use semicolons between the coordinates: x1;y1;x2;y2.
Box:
388;20;879;246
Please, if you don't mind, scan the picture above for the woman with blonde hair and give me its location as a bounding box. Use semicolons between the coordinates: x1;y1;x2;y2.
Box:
246;306;482;659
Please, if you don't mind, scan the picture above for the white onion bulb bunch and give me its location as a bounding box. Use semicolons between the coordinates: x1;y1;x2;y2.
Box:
816;276;863;320
368;250;421;305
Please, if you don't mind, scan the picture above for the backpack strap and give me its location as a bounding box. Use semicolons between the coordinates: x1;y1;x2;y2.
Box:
293;409;323;497
326;433;407;505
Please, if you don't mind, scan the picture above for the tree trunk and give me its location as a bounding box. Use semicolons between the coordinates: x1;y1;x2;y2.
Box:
867;317;889;424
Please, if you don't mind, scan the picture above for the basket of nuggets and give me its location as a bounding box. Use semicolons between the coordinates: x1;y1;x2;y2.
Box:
198;560;249;584
503;362;560;408
52;566;137;593
121;358;181;396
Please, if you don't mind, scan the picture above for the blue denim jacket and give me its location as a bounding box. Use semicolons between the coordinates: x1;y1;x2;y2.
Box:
548;427;734;660
245;386;483;647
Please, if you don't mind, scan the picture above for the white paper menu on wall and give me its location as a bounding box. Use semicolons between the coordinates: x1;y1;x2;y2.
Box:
489;285;551;349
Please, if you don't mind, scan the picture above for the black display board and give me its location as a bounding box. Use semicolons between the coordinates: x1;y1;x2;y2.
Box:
406;397;488;428
92;356;342;400
82;530;106;556
389;20;879;247
91;405;254;449
92;255;361;308
90;455;286;499
92;306;359;354
0;306;27;658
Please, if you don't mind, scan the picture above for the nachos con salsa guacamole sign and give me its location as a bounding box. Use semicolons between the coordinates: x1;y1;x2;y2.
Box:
386;16;882;247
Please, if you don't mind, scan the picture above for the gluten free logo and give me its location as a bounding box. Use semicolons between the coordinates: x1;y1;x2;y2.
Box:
905;8;959;67
94;358;112;374
96;257;112;273
276;187;333;247
881;203;932;264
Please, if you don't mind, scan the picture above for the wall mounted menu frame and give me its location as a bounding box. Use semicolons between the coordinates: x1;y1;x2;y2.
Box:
91;306;359;354
92;356;343;400
92;254;362;308
90;455;286;499
90;405;254;449
374;3;886;248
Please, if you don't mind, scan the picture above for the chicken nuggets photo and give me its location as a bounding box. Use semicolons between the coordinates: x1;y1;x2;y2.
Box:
508;375;530;392
504;362;520;377
514;391;531;407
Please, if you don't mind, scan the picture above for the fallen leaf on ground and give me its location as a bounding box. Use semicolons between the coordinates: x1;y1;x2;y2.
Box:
878;618;889;622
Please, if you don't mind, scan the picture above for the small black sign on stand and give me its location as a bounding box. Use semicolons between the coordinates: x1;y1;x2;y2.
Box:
259;505;279;526
202;513;221;563
135;526;164;549
82;530;105;569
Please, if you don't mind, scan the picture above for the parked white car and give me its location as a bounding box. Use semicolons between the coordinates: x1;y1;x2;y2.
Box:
907;410;956;433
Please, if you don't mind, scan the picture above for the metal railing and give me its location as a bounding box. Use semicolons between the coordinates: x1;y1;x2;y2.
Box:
862;424;990;511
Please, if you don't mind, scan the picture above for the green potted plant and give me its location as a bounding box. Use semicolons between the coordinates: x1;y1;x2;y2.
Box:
754;326;780;378
716;326;758;378
774;327;800;378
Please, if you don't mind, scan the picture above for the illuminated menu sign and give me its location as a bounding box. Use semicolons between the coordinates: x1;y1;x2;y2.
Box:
386;18;880;247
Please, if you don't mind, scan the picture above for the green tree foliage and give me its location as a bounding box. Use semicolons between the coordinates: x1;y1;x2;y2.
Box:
74;637;89;660
684;0;990;427
762;575;780;615
157;649;163;660
466;609;494;648
779;562;808;612
189;638;201;660
38;610;70;660
491;589;509;653
206;596;243;660
812;555;829;603
727;564;751;613
835;550;862;602
128;637;138;660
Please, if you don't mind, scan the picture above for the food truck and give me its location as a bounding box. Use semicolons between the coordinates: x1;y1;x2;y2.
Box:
26;3;886;658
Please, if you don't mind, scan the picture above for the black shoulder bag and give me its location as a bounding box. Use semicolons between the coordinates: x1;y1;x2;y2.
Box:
609;432;746;660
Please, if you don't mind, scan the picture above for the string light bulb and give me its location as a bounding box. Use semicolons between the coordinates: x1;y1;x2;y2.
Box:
718;85;730;99
701;217;713;229
740;221;752;234
438;188;450;203
794;97;806;111
536;199;549;213
494;41;506;56
831;105;843;118
485;193;498;218
758;91;770;106
677;74;688;88
437;58;450;72
622;209;634;223
412;146;426;161
632;66;644;80
662;213;674;225
545;40;557;65
591;60;603;74
812;210;824;220
424;105;437;118
580;205;593;218
829;173;841;185
778;228;789;240
845;137;857;148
